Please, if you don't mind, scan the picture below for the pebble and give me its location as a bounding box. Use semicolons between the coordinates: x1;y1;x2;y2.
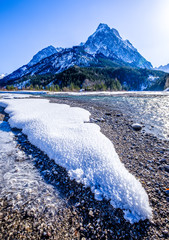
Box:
165;190;169;195
163;165;169;173
131;123;142;131
163;230;169;236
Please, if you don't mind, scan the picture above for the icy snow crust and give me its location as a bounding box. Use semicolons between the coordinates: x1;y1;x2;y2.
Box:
0;98;152;223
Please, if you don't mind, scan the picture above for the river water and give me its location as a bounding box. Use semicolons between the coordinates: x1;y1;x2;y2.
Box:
48;92;169;141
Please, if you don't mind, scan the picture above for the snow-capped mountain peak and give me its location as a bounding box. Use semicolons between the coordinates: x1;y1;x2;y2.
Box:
96;23;111;32
84;23;152;68
28;45;59;66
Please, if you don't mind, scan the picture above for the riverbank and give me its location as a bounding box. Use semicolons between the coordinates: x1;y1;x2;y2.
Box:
0;97;168;239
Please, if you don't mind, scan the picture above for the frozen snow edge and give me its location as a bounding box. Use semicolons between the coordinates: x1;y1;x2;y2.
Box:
0;98;152;223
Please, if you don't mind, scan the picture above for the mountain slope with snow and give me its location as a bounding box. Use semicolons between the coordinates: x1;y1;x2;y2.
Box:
28;45;62;66
1;47;98;85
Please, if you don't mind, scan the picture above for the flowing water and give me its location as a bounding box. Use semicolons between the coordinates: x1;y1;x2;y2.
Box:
48;92;169;140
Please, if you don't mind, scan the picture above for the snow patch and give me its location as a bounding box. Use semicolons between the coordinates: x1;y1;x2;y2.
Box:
148;75;159;82
0;98;152;223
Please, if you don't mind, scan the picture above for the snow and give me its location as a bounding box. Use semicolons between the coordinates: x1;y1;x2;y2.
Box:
0;98;152;223
21;66;27;71
0;73;6;79
148;75;159;82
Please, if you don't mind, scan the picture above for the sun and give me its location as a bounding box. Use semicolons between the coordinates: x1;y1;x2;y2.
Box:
156;0;169;31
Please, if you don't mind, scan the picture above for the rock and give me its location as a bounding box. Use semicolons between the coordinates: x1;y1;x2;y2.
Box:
159;159;167;164
89;210;94;217
0;114;5;121
131;123;142;131
163;229;168;237
163;165;169;173
96;118;105;122
165;190;169;196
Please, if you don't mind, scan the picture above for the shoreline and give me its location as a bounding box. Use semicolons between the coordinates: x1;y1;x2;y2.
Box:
0;97;168;239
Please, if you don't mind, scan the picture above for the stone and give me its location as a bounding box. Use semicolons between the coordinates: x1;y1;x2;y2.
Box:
163;230;169;237
159;159;167;164
163;165;169;173
131;123;142;131
165;190;169;196
0;113;5;121
89;210;94;217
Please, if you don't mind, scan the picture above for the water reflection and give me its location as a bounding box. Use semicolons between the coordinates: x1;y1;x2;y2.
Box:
90;95;169;140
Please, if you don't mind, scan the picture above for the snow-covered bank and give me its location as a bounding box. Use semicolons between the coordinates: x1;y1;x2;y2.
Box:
0;98;152;223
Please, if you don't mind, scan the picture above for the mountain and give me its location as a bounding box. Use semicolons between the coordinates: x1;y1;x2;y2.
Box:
28;45;63;66
156;64;169;73
1;46;99;86
84;23;152;69
1;23;153;87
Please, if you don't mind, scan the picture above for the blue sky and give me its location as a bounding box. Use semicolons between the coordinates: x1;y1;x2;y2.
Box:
0;0;169;74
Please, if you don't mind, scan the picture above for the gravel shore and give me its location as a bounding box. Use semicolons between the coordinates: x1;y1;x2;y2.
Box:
0;97;169;239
